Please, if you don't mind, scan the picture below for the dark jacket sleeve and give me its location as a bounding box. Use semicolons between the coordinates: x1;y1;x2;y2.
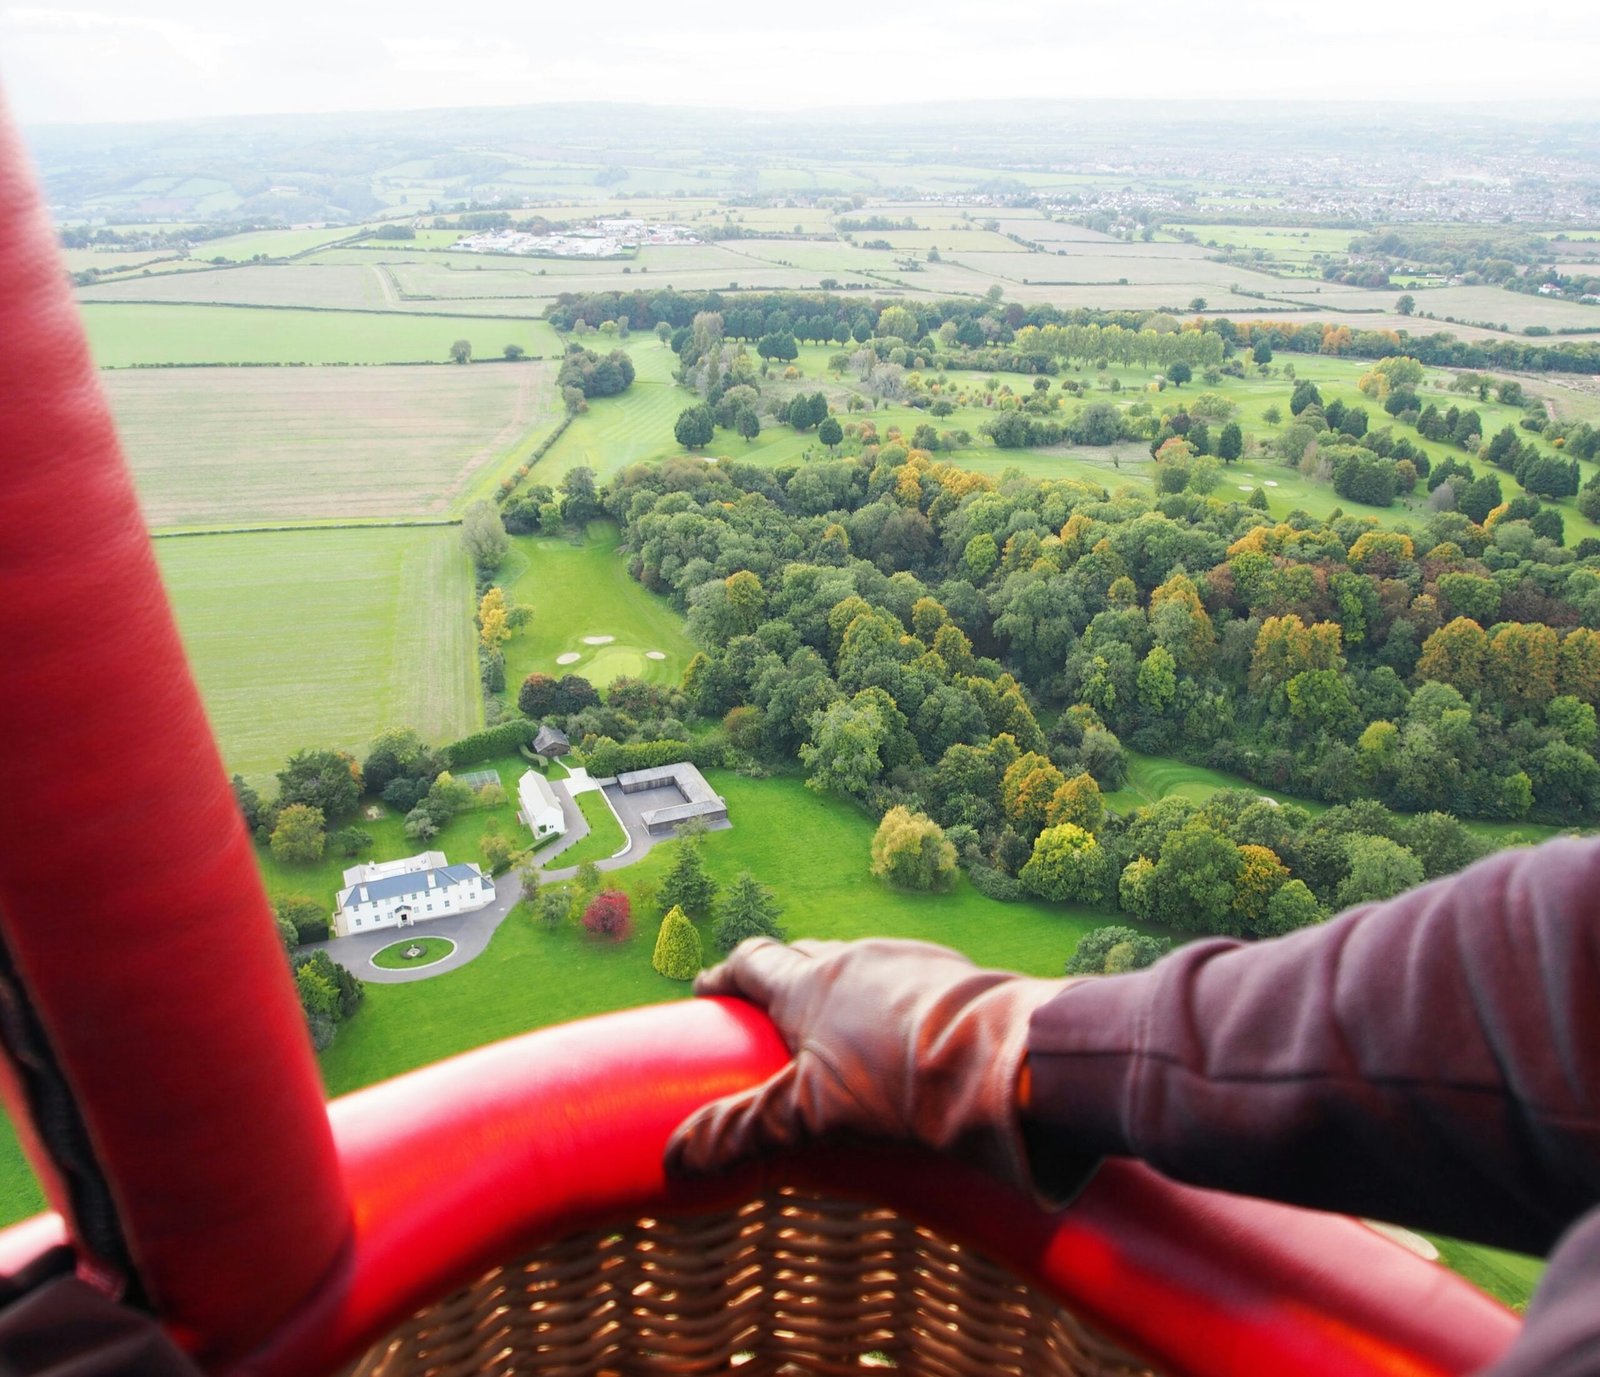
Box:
1024;835;1600;1258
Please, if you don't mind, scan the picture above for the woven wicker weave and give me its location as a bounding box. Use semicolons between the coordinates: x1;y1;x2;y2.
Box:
348;1189;1158;1377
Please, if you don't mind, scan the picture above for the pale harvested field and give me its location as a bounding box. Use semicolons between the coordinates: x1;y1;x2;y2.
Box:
79;263;391;311
104;363;558;526
1407;284;1600;333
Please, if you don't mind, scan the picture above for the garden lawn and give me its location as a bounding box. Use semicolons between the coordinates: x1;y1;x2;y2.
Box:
108;364;560;526
157;527;480;788
252;754;530;900
372;937;455;969
82;302;562;367
543;790;627;869
500;523;696;695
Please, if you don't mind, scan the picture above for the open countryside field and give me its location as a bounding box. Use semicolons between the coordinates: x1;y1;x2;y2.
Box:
157;527;480;786
501;524;697;695
195;227;365;261
108;363;560;526
81;302;562;366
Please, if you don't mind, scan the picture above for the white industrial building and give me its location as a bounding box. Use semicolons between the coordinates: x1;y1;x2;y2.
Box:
517;769;566;842
332;852;495;937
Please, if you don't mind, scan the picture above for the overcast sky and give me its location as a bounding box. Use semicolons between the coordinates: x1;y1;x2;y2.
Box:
3;0;1599;126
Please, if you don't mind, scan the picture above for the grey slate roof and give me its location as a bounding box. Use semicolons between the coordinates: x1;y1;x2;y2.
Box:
338;863;489;909
533;724;570;755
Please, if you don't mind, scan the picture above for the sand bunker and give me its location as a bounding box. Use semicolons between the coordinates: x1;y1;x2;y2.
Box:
1238;484;1254;491
556;652;580;665
645;650;667;661
1264;480;1279;487
582;635;615;645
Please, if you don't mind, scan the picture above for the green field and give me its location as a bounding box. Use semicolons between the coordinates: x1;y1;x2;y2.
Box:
372;936;455;969
542;789;628;869
1105;750;1569;847
157;527;481;787
196;227;364;261
500;524;697;695
108;363;560;526
81;303;562;367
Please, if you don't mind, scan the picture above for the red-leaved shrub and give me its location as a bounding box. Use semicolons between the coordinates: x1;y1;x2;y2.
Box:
582;890;632;941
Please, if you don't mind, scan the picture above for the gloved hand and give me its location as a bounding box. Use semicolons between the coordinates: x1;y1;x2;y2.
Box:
665;936;1071;1195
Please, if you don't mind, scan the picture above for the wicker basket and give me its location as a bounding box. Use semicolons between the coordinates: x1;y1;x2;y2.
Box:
349;1190;1156;1377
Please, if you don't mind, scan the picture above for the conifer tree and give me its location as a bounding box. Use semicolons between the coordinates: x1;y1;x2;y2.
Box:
652;904;702;981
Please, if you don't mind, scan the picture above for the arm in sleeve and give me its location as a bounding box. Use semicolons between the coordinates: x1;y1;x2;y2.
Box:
1024;836;1600;1255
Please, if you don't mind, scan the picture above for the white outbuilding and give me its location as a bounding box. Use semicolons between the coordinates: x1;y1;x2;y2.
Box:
517;769;566;842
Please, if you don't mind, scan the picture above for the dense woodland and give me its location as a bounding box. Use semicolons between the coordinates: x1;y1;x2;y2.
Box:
533;438;1600;942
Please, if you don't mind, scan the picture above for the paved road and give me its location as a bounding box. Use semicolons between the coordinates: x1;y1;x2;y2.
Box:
308;774;727;982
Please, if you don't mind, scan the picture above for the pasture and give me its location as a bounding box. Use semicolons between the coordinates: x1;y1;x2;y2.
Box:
107;363;560;526
80;303;562;366
195;227;363;261
156;527;480;787
499;524;697;696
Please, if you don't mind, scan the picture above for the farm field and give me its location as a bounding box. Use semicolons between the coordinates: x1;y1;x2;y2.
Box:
195;227;363;261
79;262;394;311
157;527;480;787
80;302;561;366
108;363;560;526
500;524;697;696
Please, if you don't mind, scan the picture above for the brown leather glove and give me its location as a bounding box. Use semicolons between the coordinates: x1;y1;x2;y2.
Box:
665;937;1070;1195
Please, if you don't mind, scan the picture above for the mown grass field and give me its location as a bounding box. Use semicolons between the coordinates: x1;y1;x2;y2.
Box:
81;302;562;366
542;790;627;869
499;523;697;696
108;363;559;526
372;936;455;969
157;527;480;787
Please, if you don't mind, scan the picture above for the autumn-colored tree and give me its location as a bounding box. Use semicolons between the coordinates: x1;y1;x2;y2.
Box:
582;890;632;941
1415;617;1489;695
1558;628;1600;704
724;570;765;632
269;804;326;864
931;622;975;676
1231;844;1290;935
910;596;950;644
1019;824;1110;904
870;806;958;891
651;905;702;981
1346;531;1414;577
1250;615;1344;690
1484;622;1560;712
1000;752;1067;833
1149;572;1215;672
478;587;511;652
1047;771;1105;834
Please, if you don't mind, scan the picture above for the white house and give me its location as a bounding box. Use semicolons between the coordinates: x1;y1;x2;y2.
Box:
332;853;495;937
517;769;566;842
